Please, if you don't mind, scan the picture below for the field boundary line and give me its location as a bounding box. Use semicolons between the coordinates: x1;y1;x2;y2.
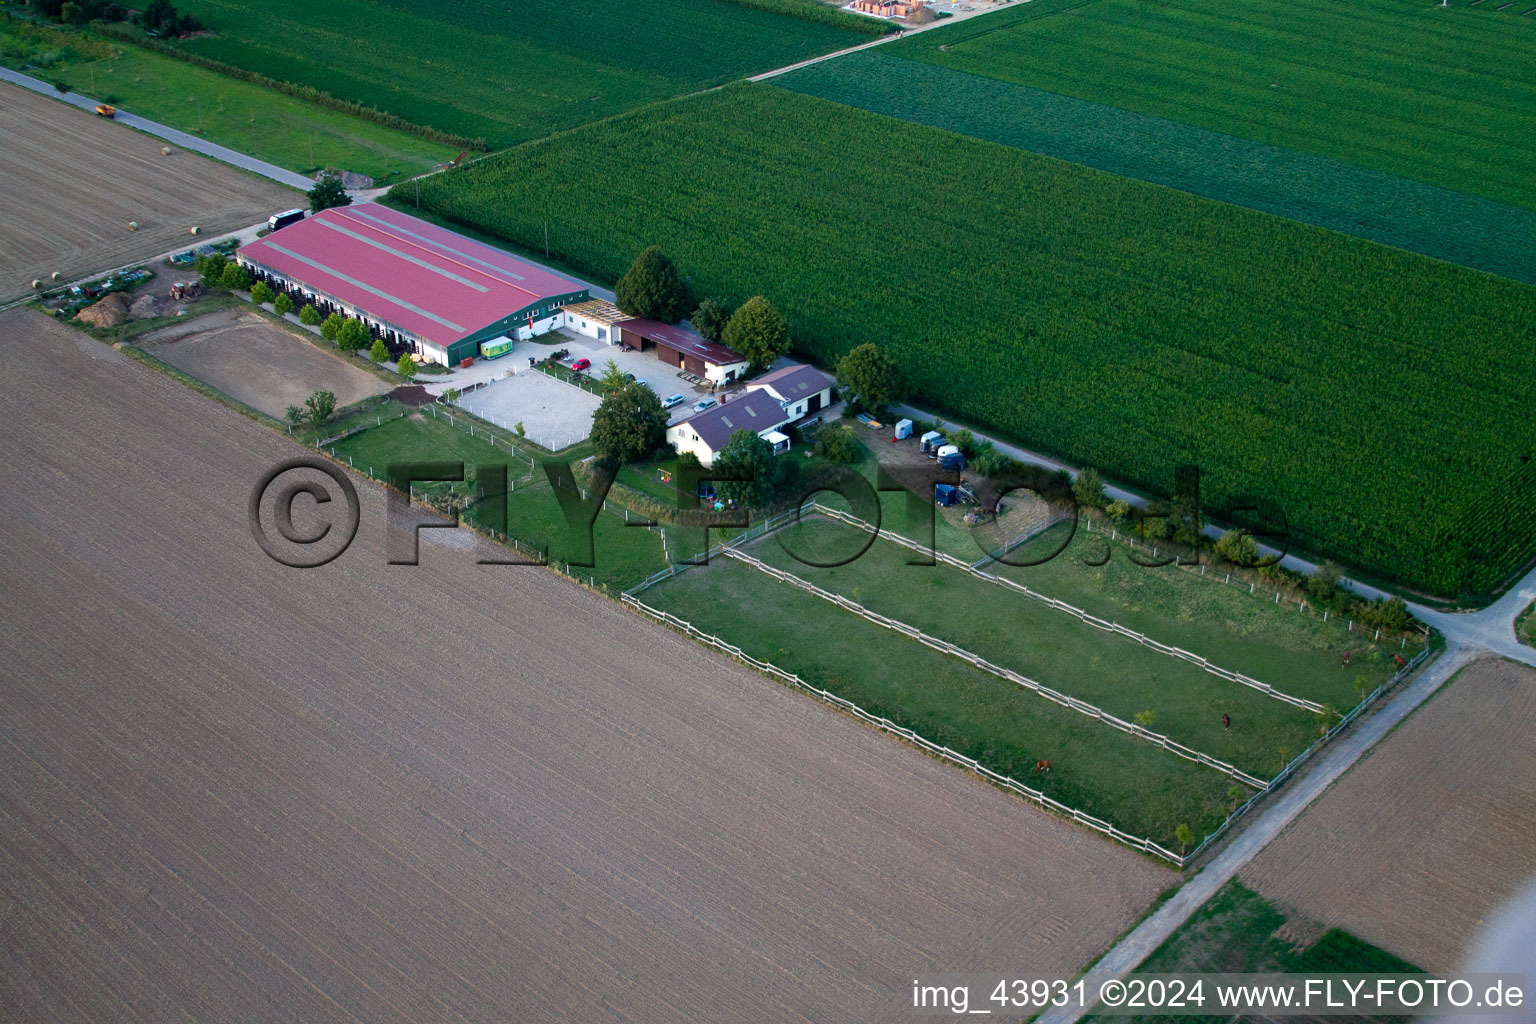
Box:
719;544;1267;789
806;504;1326;713
619;591;1186;865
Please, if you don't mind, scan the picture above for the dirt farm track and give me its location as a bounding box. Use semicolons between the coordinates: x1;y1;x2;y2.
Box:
0;83;293;300
1242;657;1536;971
0;307;1168;1022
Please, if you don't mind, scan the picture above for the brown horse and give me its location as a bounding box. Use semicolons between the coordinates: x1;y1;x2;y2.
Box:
1035;759;1052;774
1342;650;1352;666
1393;653;1407;668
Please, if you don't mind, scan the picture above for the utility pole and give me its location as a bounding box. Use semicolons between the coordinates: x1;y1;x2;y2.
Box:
309;132;314;168
544;220;549;258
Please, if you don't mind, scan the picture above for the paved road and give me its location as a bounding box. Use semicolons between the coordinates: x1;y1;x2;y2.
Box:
1035;643;1481;1024
0;66;314;190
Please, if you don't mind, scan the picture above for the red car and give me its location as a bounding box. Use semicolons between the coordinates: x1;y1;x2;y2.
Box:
571;358;591;372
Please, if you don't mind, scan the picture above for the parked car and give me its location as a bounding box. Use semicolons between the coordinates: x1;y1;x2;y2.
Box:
662;393;686;409
621;372;637;382
694;397;718;412
571;357;591;372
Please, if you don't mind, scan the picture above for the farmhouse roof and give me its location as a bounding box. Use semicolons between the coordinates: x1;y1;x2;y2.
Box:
749;364;833;403
674;389;789;451
618;317;746;368
236;203;586;349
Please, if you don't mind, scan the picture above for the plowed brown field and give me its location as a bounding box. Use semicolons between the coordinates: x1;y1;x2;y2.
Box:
1242;657;1536;971
0;307;1166;1022
0;83;293;299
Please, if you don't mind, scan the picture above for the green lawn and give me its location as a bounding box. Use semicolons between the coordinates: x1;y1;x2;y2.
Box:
325;410;667;591
742;515;1325;779
640;553;1238;847
167;0;882;148
397;83;1536;599
1089;880;1420;1023
891;0;1536;210
0;20;454;179
1518;601;1536;649
991;522;1404;709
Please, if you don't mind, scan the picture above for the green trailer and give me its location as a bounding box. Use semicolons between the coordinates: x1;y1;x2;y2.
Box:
479;335;515;360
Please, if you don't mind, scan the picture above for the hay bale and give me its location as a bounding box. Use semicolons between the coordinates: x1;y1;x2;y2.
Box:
76;293;130;328
128;221;139;231
189;226;200;235
128;294;161;320
161;147;172;155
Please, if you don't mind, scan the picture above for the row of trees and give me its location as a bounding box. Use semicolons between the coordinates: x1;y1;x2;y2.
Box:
31;0;199;34
614;247;794;371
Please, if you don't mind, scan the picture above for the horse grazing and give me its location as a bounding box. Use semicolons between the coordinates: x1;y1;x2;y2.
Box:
1034;759;1052;774
1393;652;1407;668
1342;650;1353;666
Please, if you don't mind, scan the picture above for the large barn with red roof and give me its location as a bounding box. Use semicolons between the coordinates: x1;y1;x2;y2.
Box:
236;203;590;366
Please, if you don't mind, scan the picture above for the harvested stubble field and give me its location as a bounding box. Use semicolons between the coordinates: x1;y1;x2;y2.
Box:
1241;657;1536;971
138;307;389;418
0;308;1173;1021
0;83;294;300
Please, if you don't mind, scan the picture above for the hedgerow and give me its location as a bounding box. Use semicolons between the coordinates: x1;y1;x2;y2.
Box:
391;84;1536;598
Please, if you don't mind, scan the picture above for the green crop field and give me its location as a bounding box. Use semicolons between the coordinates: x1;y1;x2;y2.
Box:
777;50;1536;285
0;17;453;178
167;0;883;147
394;84;1536;599
890;0;1536;210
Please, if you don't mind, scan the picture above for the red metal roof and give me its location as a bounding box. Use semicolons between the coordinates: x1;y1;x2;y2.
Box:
237;203;587;350
618;318;746;368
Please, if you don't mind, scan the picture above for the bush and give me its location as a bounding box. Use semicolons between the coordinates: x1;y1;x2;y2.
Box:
1073;467;1107;509
272;292;294;316
249;281;273;305
813;423;861;463
1214;528;1259;566
299;303;322;326
397;353;417;381
320;312;345;341
369;338;389;363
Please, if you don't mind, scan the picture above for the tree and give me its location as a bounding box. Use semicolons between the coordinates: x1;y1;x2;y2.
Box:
1214;528;1259;566
304;389;336;429
614;246;690;323
249;280;273;305
836;342;906;413
1106;499;1131;523
284;405;306;431
598;358;627;393
721;295;791;371
1073;467;1107;510
337;318;368;352
1306;560;1343;603
369;337;389;363
397;353;416;381
1354;673;1371;701
299;303;322;326
219;262;250;291
197;253;228;289
714;429;784;508
1226;785;1246;811
813;423;861;464
690;297;732;343
591;382;667;464
307;176;352;213
320;312;345;341
1174;823;1193;855
272;291;294;316
1132;709;1157;730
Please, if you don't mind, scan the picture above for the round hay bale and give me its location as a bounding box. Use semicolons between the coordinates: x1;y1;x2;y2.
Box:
51;271;62;281
189;226;200;235
128;221;138;231
161;146;172;155
31;279;41;290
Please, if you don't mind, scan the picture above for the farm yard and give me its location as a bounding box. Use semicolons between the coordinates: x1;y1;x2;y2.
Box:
891;0;1536;209
0;83;293;300
137;308;390;419
0;306;1174;1023
0;16;455;180
165;0;886;148
1240;657;1536;971
776;50;1536;285
455;370;601;453
395;83;1536;599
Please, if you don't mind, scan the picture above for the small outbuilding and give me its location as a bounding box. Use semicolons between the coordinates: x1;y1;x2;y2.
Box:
617;318;749;385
